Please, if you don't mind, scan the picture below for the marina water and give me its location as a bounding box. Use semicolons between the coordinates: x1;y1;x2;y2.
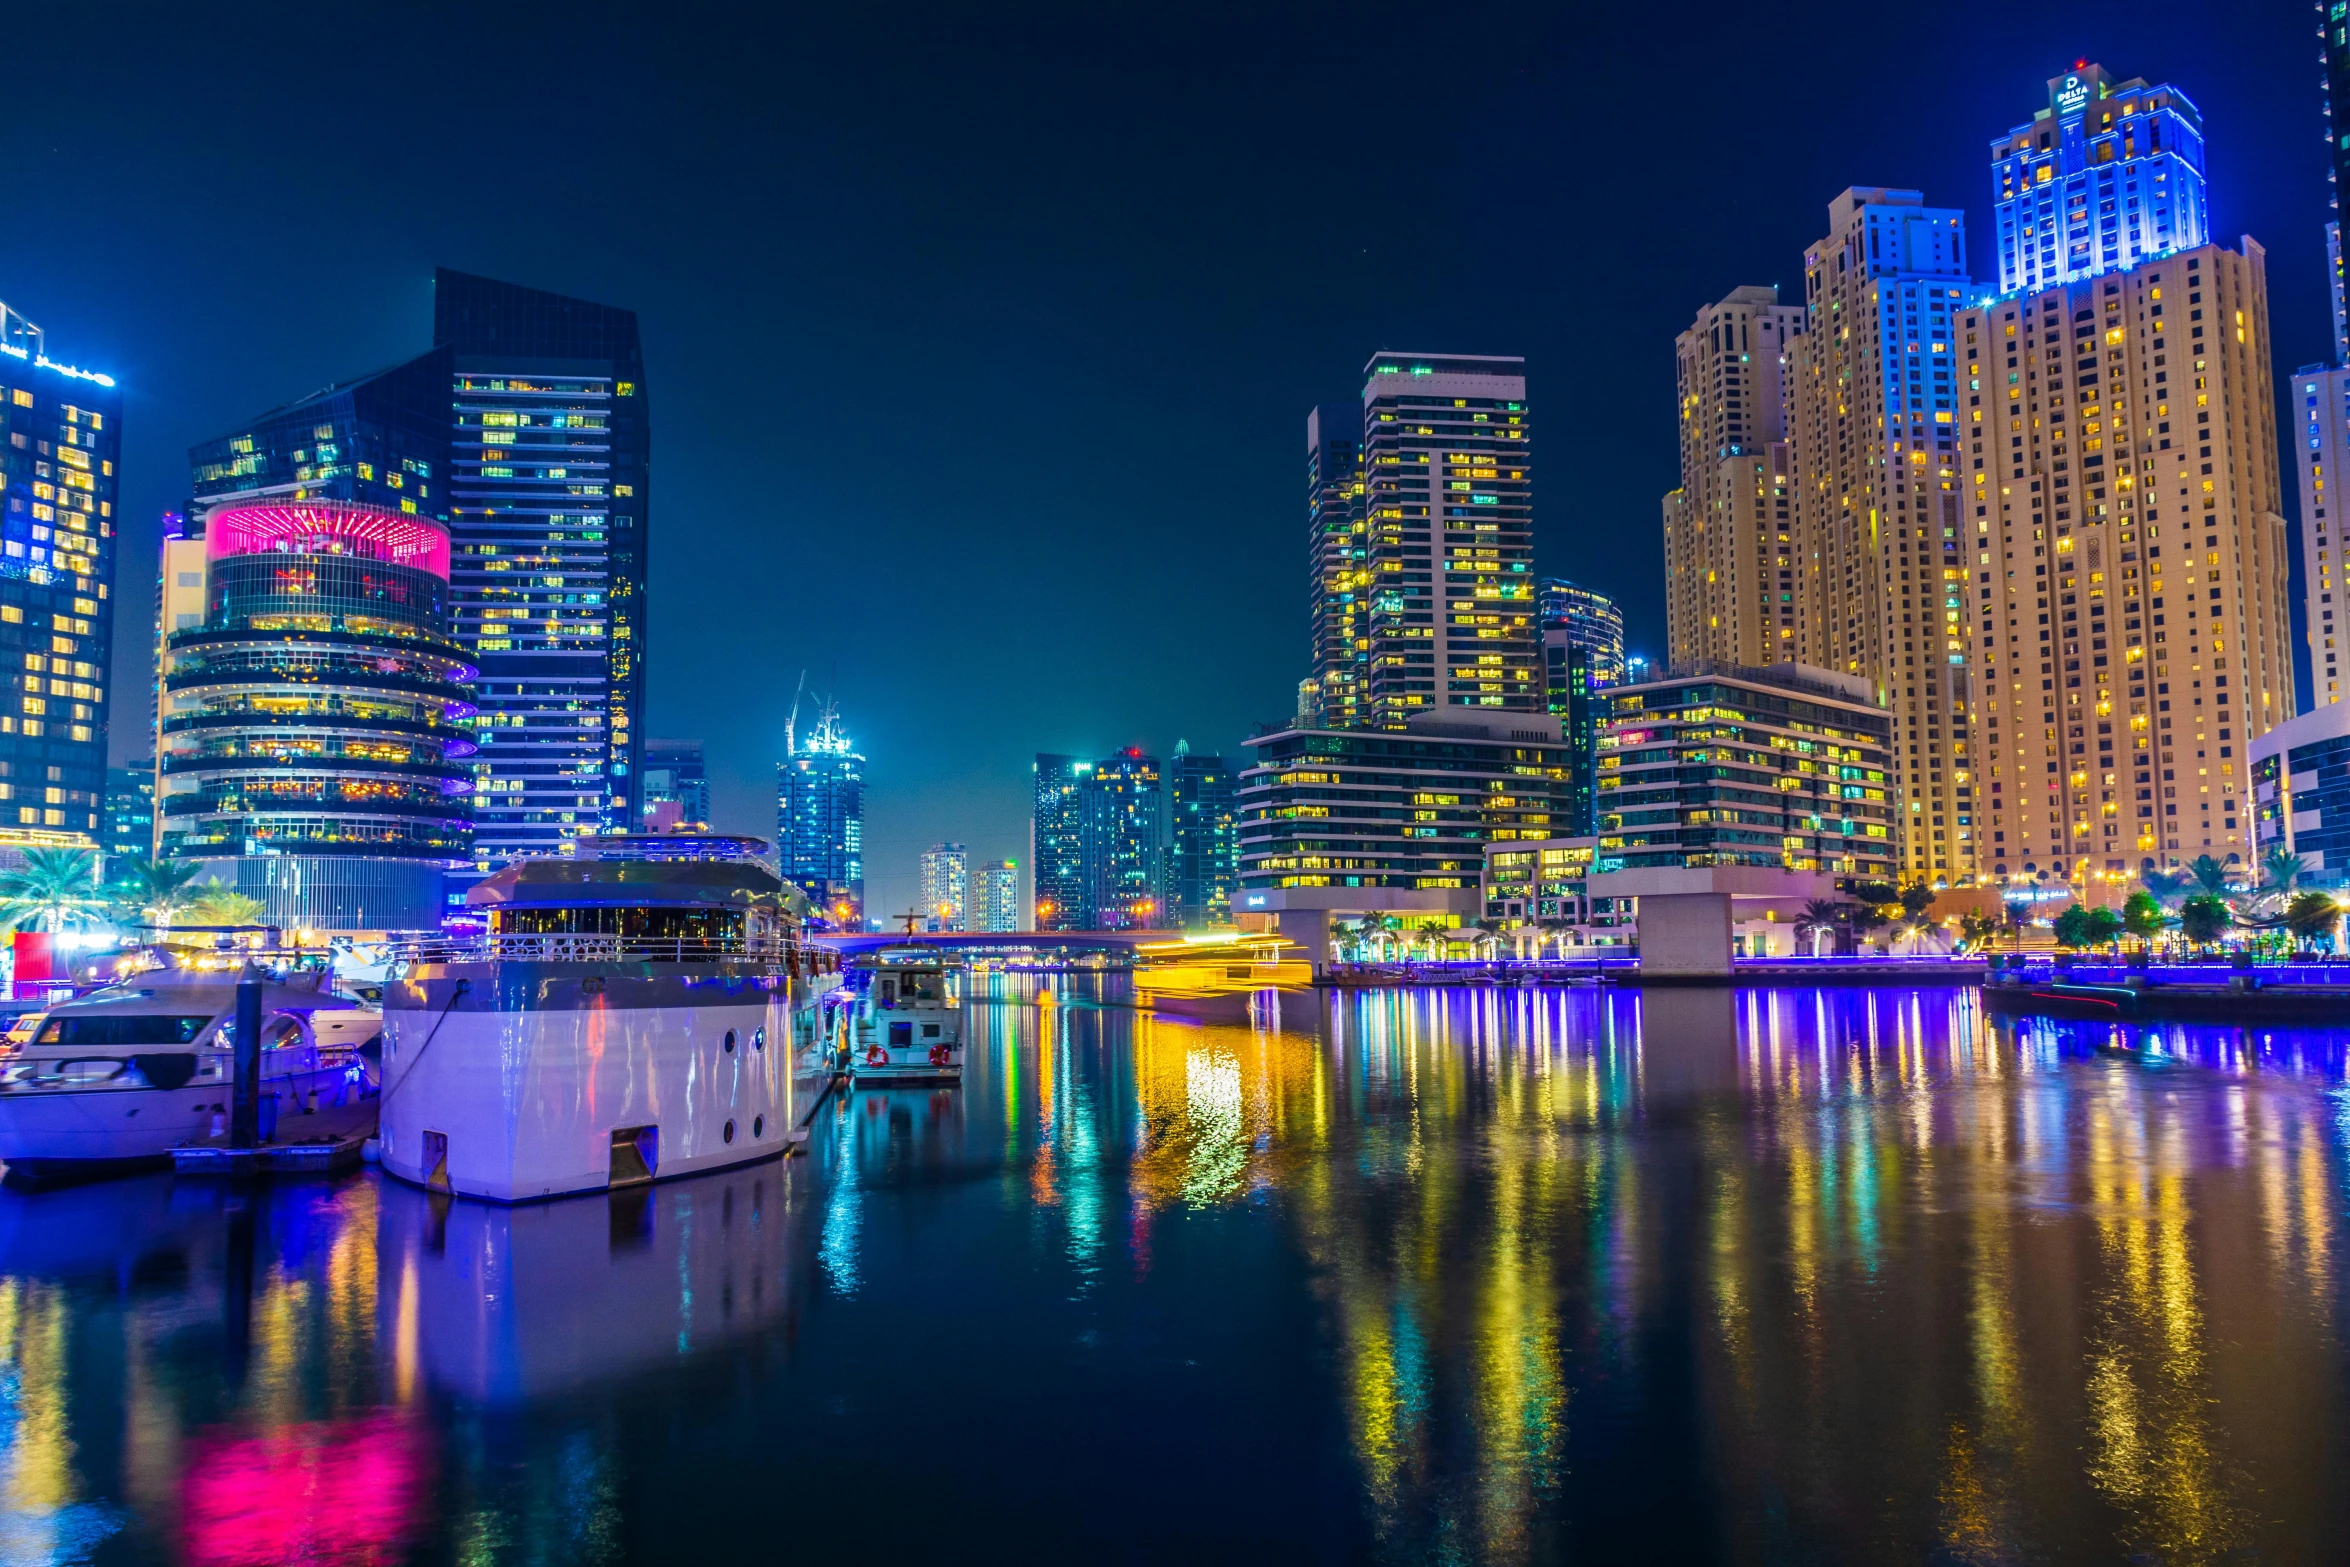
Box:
1;977;2347;1562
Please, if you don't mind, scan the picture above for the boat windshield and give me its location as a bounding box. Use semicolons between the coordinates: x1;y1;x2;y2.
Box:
36;1015;214;1048
880;973;944;1003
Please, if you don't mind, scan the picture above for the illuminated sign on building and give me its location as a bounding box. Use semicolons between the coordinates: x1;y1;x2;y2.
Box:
2056;74;2091;117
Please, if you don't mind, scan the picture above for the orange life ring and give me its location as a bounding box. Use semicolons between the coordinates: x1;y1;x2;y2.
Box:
865;1045;888;1066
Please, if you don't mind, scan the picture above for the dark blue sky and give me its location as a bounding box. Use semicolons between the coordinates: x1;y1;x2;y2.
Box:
0;1;2328;919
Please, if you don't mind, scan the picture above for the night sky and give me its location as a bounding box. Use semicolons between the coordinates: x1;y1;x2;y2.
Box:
1;1;2328;920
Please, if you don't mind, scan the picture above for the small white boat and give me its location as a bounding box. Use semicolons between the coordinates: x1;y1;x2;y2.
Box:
1131;932;1312;1024
0;958;378;1183
849;946;964;1085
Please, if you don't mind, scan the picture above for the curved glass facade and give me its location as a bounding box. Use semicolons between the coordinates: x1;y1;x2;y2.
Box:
160;502;474;931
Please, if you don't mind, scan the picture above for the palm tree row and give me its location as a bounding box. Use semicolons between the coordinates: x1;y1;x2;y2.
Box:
0;849;268;938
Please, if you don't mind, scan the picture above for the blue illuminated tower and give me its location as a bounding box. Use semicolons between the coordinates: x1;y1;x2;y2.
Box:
1031;754;1091;929
1989;63;2205;295
776;700;863;928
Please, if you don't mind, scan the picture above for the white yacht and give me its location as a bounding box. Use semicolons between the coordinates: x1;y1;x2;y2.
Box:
380;837;838;1202
0;957;378;1182
849;946;964;1085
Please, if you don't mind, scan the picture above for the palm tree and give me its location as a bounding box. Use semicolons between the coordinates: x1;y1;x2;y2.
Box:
1797;898;1847;956
2263;846;2310;896
107;855;203;930
1956;911;2000;953
2185;854;2237;901
181;879;268;928
0;848;107;933
2284;891;2343;953
2141;865;2192;908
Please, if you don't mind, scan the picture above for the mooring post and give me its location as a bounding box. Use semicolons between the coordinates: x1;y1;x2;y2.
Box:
230;961;263;1148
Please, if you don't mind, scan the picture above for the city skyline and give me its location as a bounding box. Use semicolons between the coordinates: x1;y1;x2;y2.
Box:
0;5;2330;921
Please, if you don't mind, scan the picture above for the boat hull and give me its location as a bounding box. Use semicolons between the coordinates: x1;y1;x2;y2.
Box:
381;963;834;1203
0;1063;353;1183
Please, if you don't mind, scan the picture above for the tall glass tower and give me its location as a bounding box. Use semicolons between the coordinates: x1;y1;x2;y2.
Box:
1031;754;1090;930
0;304;118;850
1168;741;1236;927
1305;404;1366;727
433;269;650;872
1537;578;1625;689
1989;64;2206;295
776;703;863;928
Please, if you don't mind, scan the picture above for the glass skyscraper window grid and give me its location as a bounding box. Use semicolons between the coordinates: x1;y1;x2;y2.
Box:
1537;578;1625;688
1358;353;1538;725
2294;367;2350;711
1169;742;1237;927
155;501;474;931
1305;404;1368;728
776;702;863;929
104;761;154;861
2320;2;2350;354
1083;748;1165;931
2253;699;2350;889
1031;755;1090;930
1989;64;2207;296
0;304;120;850
639;738;709;832
918;843;968;931
433;269;649;874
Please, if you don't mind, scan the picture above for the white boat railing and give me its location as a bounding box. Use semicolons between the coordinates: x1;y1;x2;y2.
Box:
389;933;814;966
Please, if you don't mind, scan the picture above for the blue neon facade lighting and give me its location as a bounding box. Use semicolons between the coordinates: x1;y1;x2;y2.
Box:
1990;63;2206;295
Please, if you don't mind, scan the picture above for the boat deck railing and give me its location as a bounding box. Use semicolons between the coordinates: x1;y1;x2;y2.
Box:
391;933;836;969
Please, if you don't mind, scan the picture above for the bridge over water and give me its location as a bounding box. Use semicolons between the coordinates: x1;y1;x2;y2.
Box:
809;930;1180;960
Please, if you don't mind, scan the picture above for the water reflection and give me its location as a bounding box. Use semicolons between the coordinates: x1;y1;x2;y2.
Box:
0;985;2341;1561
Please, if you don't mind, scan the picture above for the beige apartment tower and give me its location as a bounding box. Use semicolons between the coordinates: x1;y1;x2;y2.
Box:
1661;286;1806;670
1788;188;1976;883
1957;241;2293;878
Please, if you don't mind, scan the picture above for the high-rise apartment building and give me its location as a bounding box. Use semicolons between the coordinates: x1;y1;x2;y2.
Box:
0;306;118;850
1168;741;1236;927
1550;643;1601;838
434;269;650;872
1083;748;1164;930
103;761;153;862
776;704;863;927
2321;1;2350;354
1031;755;1090;930
919;842;968;931
1789;187;1976;882
1306;405;1368;728
640;738;709;832
1538;578;1626;689
1989;65;2206;295
2291;366;2350;709
1360;353;1537;724
970;858;1020;933
1959;241;2292;875
1662;287;1806;670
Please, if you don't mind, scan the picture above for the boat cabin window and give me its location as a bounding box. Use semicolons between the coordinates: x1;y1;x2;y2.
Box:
888;972;942;1003
36;1016;212;1048
494;906;745;941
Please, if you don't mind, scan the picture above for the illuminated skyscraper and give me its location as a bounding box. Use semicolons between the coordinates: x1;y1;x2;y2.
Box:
1168;741;1236;927
1537;578;1626;689
1789;186;1975;882
1661;287;1805;669
0;304;118;850
919;842;968;931
1359;353;1538;724
1989;65;2206;295
1084;748;1164;930
970;858;1020;932
1306;404;1367;727
1960;244;2293;875
2291;367;2350;709
434;269;650;870
1031;754;1090;930
640;738;708;831
2322;2;2350;355
776;702;863;927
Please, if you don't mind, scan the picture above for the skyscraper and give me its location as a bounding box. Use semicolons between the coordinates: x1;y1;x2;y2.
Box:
1789;187;1976;882
1306;404;1367;728
1168;741;1236;927
0;304;118;850
1989;65;2207;296
1537;578;1626;689
1083;748;1164;930
1360;353;1538;724
1551;643;1600;839
1662;287;1806;670
103;761;153;861
2322;0;2350;355
433;269;650;871
155;501;473;930
970;859;1020;932
776;703;863;928
1031;754;1090;930
919;842;968;931
640;738;709;831
1961;242;2292;875
2290;367;2350;709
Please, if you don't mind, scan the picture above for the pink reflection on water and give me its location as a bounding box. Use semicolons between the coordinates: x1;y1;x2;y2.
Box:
181;1409;429;1567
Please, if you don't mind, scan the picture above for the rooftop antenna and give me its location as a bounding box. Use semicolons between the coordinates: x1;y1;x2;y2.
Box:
785;669;806;756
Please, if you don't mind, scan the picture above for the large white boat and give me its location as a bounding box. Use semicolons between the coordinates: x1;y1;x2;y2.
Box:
0;958;378;1182
380;838;838;1203
848;945;964;1085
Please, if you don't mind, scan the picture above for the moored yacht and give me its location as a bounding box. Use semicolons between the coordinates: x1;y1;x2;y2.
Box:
848;946;964;1085
0;957;377;1182
380;837;838;1202
1131;931;1312;1024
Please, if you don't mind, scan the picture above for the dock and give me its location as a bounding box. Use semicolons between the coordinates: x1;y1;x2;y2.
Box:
171;1099;377;1178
